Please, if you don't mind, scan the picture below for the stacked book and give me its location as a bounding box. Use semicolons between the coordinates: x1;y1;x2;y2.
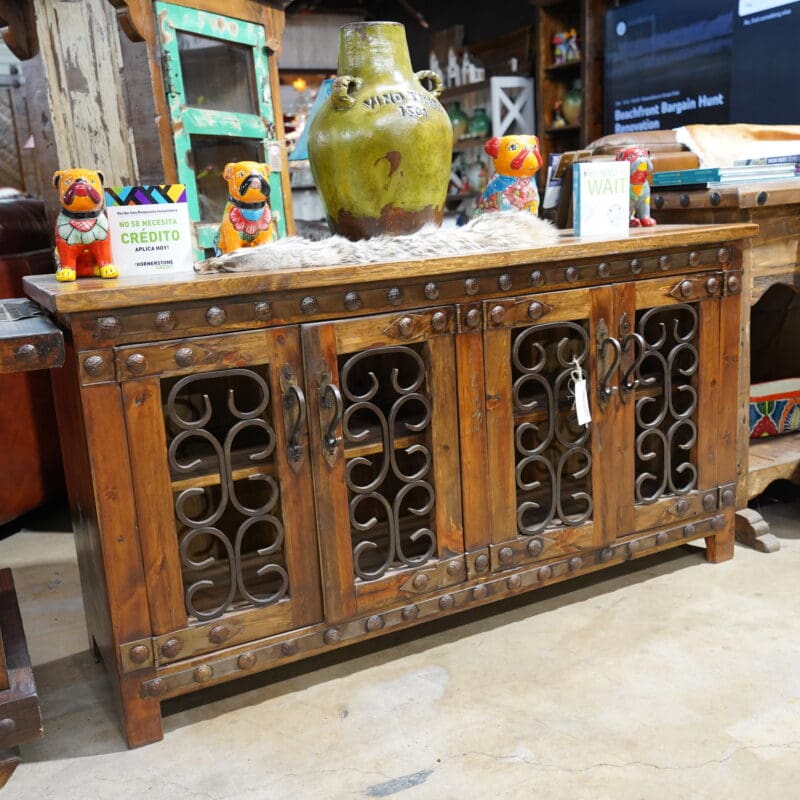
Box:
653;157;800;189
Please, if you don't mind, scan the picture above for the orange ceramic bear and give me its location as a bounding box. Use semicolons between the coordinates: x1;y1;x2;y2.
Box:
217;161;275;254
477;135;543;216
53;168;118;282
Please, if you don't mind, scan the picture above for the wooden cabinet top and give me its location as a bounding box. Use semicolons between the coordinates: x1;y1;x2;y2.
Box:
24;223;757;318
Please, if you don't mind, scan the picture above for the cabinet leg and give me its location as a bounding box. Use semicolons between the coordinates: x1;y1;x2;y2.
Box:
119;673;164;748
735;507;781;553
705;521;735;563
0;748;21;789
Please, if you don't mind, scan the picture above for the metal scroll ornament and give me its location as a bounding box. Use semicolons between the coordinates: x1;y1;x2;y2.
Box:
512;322;593;535
633;305;699;504
339;346;436;581
165;369;288;620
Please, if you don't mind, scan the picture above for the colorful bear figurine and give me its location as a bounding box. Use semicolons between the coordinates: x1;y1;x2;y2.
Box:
217;160;274;254
476;135;543;216
616;146;657;227
53;168;118;282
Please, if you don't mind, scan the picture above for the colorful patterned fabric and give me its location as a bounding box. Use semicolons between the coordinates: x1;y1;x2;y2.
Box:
749;380;800;438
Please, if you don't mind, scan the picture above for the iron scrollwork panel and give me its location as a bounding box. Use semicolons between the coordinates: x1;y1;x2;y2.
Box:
339;345;437;582
633;304;699;505
512;321;593;536
164;368;290;621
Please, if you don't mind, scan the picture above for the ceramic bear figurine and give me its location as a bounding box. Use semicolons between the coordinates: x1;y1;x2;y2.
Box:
616;146;657;227
476;135;543;216
217;161;274;254
53;168;118;282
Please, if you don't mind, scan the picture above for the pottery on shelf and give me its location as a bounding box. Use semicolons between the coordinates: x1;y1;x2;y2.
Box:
307;21;453;240
468;107;491;139
561;79;582;126
448;101;469;140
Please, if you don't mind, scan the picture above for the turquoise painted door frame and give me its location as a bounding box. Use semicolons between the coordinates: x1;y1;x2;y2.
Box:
156;2;286;254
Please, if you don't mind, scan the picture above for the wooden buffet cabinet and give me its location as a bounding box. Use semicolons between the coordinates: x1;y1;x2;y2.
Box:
24;222;755;748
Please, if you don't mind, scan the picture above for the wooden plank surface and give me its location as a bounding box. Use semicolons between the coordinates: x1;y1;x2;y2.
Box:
24;224;758;315
748;433;800;499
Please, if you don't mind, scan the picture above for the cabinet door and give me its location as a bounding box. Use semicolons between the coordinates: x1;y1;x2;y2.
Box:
117;327;321;665
302;306;464;620
615;271;733;535
483;286;607;571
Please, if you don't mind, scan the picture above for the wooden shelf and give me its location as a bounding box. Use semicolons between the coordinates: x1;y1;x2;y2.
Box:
545;124;581;136
748;432;800;499
453;137;487;152
545;59;582;76
440;80;491;103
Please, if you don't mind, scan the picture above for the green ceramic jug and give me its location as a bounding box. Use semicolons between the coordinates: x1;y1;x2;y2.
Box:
308;21;453;240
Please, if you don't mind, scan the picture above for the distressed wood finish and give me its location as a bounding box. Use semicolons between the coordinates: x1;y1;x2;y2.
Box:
24;224;754;747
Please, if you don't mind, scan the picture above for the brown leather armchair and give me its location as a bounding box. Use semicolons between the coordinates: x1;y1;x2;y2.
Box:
0;189;64;526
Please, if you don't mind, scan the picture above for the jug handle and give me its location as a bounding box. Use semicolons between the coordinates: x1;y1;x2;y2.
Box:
331;75;362;110
415;70;443;98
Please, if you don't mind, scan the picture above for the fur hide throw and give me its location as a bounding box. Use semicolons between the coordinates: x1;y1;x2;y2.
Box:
196;212;558;273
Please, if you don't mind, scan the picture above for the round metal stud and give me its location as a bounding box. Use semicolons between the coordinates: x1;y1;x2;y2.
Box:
472;585;488;601
722;489;734;506
679;280;693;298
209;625;231;645
706;276;720;295
703;492;717;511
366;615;384;632
301;296;318;314
398;316;414;337
683;524;696;537
280;641;298;657
597;262;610;278
194;665;214;683
659;255;671;271
717;247;729;264
439;594;455;611
387;287;403;305
254;301;272;321
630;258;642;274
474;554;489;573
14;344;37;364
530;270;545;287
344;291;362;311
0;718;15;735
565;266;579;283
129;645;150;664
498;546;514;564
239;652;257;669
464;277;479;295
599;547;614;563
655;532;668;546
527;301;544;320
83;354;106;377
154;310;176;332
675;498;689;515
653;195;664;210
568;556;582;571
96;316;122;338
174;347;195;368
464;308;481;329
727;274;740;294
680;193;691;208
711;515;725;531
527;538;543;558
424;281;440;300
688;251;700;266
323;627;341;645
401;604;419;621
498;273;512;291
125;353;147;376
490;304;506;325
412;573;429;590
507;574;522;590
757;191;768;206
431;311;448;331
206;306;226;326
446;560;463;577
160;638;182;659
143;678;168;697
627;540;640;557
538;565;553;581
709;191;721;207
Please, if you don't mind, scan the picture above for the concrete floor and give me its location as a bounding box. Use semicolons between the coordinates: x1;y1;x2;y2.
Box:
2;489;800;800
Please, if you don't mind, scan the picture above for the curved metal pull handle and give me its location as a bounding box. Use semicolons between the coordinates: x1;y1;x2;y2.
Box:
598;336;621;403
280;365;306;472
620;332;646;401
319;377;343;468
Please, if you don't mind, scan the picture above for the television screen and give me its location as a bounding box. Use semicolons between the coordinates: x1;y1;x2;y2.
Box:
604;0;800;134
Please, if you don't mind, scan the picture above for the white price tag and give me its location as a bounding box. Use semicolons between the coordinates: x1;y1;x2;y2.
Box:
570;358;592;427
